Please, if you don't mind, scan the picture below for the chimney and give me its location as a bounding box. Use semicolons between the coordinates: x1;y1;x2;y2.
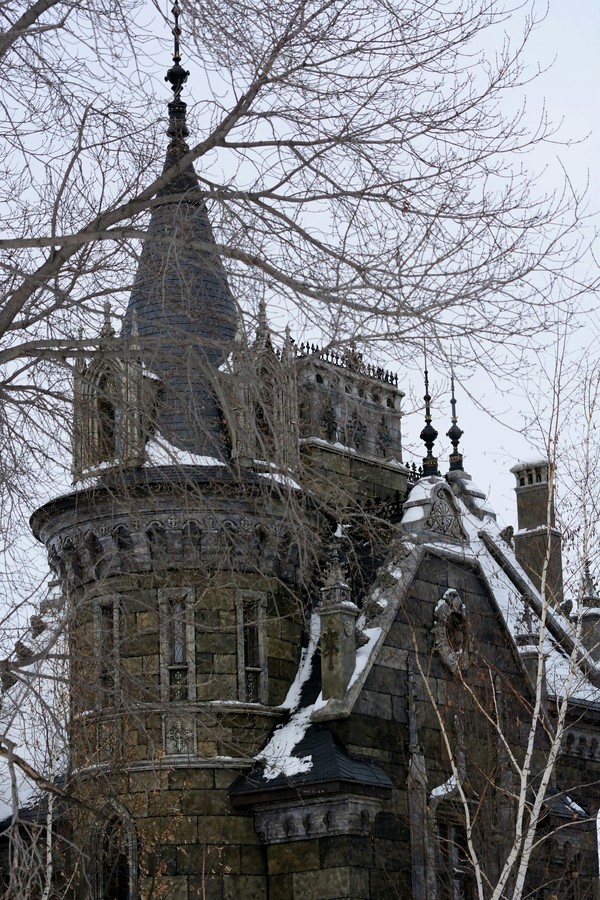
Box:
510;461;564;606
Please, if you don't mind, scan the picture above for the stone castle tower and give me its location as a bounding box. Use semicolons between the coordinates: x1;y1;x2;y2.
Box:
25;17;600;900
28;33;409;899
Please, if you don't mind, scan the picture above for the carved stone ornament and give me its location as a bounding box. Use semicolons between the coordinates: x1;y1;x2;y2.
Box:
321;625;340;671
432;589;472;674
165;718;194;755
254;795;383;845
354;627;369;648
424;487;466;540
362;594;385;624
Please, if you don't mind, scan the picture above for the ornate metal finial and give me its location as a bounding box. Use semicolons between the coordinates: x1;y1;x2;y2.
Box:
165;3;190;102
446;371;464;472
420;352;439;476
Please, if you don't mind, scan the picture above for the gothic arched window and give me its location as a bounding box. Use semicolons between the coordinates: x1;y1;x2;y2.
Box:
95;813;137;900
159;587;196;703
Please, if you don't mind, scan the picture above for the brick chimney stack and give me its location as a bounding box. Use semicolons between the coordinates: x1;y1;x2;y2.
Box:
510;460;564;606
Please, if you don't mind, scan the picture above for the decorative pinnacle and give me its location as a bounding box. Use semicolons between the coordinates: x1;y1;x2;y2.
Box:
581;560;599;607
100;300;115;338
320;540;351;608
446;371;464;472
255;298;274;352
165;3;190;102
420;358;439;476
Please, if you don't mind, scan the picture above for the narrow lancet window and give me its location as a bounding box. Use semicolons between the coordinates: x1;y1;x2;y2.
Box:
159;588;196;702
95;598;120;708
169;596;188;700
236;591;267;703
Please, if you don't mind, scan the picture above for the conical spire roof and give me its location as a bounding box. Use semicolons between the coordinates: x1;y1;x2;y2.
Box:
124;9;238;459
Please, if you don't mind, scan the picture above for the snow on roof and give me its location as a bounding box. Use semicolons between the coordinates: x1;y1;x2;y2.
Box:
347;627;383;690
257;471;302;491
144;434;226;468
510;459;548;471
256;615;325;780
457;495;599;704
430;774;458;799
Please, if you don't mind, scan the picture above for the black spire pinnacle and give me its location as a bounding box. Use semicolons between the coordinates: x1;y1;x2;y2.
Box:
163;3;192;176
165;3;190;103
446;371;464;472
420;357;439;477
123;4;239;459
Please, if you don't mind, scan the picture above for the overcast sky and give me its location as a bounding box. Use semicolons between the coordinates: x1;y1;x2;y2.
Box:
418;1;600;527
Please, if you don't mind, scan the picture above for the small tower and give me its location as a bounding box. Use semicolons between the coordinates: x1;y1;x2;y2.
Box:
30;11;312;897
295;343;407;507
317;545;359;700
510;460;564;606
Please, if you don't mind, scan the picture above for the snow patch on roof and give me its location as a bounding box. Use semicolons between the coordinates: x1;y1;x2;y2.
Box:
401;505;425;524
144;434;226;467
257;471;302;491
348;627;382;690
431;774;458;799
257;615;325;780
564;795;586;817
458;500;598;704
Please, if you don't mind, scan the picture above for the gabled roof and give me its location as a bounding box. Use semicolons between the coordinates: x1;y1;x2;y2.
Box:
228;616;392;803
236;474;600;794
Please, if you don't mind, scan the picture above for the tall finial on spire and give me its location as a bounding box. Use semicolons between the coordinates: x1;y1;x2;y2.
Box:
447;370;464;472
165;3;190;102
164;3;191;154
420;350;439;476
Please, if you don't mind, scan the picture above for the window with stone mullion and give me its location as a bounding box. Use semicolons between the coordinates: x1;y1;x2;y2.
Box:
168;595;188;701
159;587;196;703
236;590;267;704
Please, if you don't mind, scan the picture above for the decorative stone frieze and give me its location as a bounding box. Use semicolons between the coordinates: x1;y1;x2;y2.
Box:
254;795;383;844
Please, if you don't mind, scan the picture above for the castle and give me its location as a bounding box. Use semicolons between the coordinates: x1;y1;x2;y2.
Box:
7;20;600;900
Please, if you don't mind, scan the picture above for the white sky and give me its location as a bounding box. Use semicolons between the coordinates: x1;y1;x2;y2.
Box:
416;1;600;527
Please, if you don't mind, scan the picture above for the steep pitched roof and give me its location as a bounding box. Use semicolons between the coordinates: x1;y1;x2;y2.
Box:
235;474;600;794
124;100;238;458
